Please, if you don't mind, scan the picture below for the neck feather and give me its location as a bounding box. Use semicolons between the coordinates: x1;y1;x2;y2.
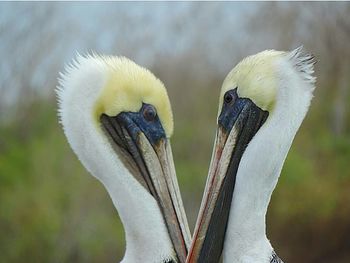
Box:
66;108;175;263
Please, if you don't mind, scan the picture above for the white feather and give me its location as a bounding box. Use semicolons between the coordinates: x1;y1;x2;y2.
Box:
222;47;316;262
56;54;175;263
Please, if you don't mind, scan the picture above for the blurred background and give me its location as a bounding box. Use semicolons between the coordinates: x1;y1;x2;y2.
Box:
0;2;349;263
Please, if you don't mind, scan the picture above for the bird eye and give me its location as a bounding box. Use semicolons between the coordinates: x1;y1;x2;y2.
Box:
143;105;157;122
224;91;233;104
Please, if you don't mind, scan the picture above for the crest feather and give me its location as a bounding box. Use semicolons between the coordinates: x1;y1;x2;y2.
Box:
287;46;316;84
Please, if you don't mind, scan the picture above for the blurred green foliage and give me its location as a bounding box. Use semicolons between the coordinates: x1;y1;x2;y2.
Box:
0;94;349;262
1;2;350;262
0;103;125;262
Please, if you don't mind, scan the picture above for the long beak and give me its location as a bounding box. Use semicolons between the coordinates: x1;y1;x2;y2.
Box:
138;134;191;262
186;91;268;263
101;112;191;263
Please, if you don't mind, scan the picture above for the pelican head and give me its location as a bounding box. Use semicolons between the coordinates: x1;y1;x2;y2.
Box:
57;55;190;263
187;47;316;263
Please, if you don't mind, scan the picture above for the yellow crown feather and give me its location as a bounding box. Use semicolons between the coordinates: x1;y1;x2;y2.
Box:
94;56;173;137
220;50;284;113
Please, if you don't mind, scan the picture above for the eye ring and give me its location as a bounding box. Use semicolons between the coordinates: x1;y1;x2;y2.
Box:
143;105;157;122
224;91;233;104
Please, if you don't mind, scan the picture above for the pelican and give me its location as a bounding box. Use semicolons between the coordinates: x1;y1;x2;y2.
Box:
187;47;316;263
56;55;191;263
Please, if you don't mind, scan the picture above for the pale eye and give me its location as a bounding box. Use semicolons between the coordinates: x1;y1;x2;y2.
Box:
143;105;157;121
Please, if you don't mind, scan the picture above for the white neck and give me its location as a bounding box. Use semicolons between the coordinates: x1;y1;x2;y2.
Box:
90;134;175;263
58;57;174;263
223;56;314;263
